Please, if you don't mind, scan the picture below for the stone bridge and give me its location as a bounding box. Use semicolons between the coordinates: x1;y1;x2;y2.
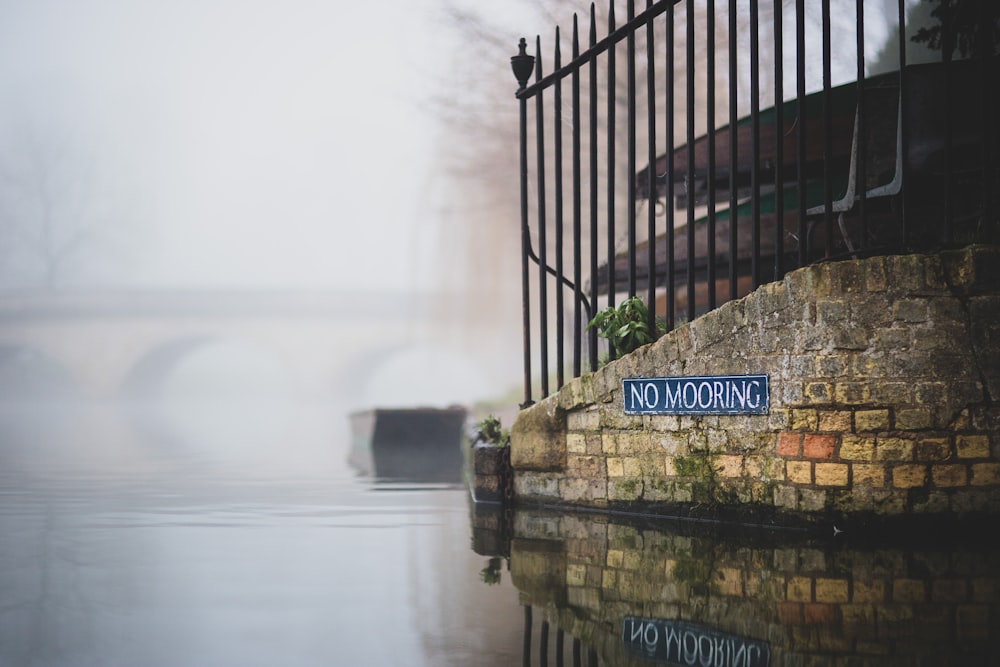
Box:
0;290;447;402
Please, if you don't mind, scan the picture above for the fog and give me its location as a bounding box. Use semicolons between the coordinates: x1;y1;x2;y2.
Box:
0;0;487;290
0;0;550;410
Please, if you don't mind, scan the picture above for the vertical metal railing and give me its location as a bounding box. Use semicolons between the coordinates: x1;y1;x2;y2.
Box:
513;0;999;407
521;605;600;667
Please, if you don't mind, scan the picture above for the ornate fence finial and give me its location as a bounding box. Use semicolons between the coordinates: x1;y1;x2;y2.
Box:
511;38;535;93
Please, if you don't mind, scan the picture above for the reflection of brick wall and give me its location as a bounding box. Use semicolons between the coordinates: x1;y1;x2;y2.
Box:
510;511;1000;664
511;247;1000;521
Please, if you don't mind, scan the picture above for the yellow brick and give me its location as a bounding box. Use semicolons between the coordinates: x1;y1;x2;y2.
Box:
568;455;600;476
818;410;852;432
957;435;991;459
567;433;588;453
566;563;587;586
877;437;915;461
895;408;933;430
623;551;642;571
841;434;875;461
805;382;833;404
893;578;927;603
716;455;743;478
787;576;812;602
664;456;677;476
623;458;643;477
607;457;625;477
931;464;968;488
852;579;886;603
852;464;886;487
971;463;1000;486
617;432;649;456
815;578;850;603
916;437;951;462
854;409;890;432
787;460;813;484
715;567;743;596
602;433;617;454
791;408;819;430
835;382;870;404
606;549;625;568
815;463;849;487
892;464;927;488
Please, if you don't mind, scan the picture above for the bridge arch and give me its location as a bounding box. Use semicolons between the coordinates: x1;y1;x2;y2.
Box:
121;335;299;403
337;341;493;408
0;343;79;402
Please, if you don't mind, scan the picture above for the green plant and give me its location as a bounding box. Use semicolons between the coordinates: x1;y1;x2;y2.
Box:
472;415;509;447
586;296;664;360
479;556;504;585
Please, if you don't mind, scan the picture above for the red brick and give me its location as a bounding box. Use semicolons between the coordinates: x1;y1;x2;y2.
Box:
804;434;836;460
803;603;838;625
777;432;801;457
777;602;803;624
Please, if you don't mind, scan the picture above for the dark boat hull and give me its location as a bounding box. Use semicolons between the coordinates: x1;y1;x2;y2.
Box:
348;407;467;483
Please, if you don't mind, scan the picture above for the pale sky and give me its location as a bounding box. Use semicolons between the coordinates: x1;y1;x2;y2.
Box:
0;0;539;292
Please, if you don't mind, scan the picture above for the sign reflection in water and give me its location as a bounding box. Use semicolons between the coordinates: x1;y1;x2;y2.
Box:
482;506;1000;666
622;617;770;666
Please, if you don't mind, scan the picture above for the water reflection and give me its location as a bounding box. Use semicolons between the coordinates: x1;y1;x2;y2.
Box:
0;400;525;667
473;506;1000;666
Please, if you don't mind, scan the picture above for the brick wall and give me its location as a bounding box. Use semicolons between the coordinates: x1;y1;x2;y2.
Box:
508;509;999;664
510;247;1000;523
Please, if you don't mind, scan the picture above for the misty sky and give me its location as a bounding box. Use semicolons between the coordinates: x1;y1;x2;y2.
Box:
0;0;539;292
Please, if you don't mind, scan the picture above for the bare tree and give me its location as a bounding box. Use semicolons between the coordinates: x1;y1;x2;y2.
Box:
0;129;98;290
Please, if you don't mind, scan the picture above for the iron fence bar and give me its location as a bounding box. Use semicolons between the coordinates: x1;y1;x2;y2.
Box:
572;16;583;378
534;37;549;399
856;0;867;251
627;0;637;299
540;620;549;666
942;7;954;244
686;0;696;323
728;0;739;301
607;1;617;344
556;628;565;666
515;0;679;101
980;0;995;231
750;0;761;288
589;7;600;370
773;0;784;280
978;0;1000;230
666;3;676;330
822;0;833;258
573;638;581;667
706;0;717;309
516;39;534;408
646;0;658;334
896;0;908;243
554;28;565;389
523;605;532;667
796;0;807;267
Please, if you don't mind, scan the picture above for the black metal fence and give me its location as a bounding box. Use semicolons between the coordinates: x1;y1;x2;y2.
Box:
513;0;998;407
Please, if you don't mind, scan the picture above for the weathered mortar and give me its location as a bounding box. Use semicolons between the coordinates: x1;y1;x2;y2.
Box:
510;247;1000;524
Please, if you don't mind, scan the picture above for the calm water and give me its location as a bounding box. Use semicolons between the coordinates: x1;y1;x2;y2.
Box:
2;401;998;667
0;401;525;667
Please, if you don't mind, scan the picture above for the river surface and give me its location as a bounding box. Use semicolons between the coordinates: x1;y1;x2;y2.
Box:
2;401;998;667
0;400;526;667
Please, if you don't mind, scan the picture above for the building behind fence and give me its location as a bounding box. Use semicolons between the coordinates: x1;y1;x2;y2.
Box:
513;0;999;407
